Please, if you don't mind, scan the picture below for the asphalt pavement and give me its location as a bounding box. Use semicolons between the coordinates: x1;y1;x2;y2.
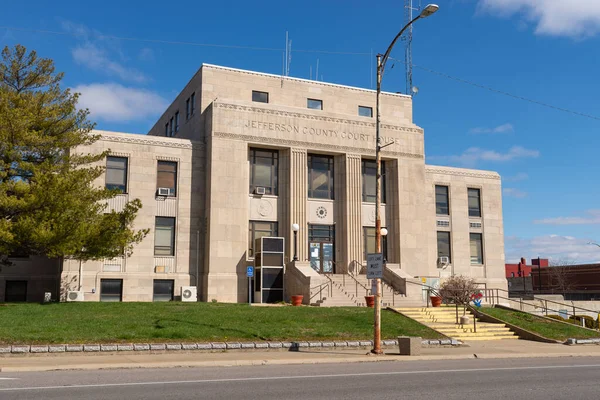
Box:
1;356;600;399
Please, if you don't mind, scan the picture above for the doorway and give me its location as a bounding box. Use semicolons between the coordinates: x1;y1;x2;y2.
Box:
309;224;335;274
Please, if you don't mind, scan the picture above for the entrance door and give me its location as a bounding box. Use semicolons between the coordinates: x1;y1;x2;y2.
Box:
309;225;335;274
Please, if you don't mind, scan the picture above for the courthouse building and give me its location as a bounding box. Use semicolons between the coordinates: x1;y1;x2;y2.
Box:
0;64;507;303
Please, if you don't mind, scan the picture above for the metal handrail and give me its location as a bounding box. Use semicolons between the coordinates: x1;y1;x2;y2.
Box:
483;287;600;316
309;282;330;303
350;260;407;306
482;288;599;326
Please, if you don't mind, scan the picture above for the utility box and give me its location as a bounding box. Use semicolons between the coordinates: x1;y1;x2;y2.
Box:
398;336;421;356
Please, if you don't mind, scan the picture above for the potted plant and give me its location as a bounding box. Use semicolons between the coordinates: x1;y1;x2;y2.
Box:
429;288;442;307
291;295;304;306
364;295;375;308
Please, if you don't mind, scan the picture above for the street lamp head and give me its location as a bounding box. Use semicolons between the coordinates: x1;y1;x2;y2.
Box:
420;4;439;18
292;223;300;232
380;228;388;237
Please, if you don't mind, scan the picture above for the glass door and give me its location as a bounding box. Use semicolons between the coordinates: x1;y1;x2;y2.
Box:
308;224;335;274
309;242;321;273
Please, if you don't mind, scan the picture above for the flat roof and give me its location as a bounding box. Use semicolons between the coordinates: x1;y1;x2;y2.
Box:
202;63;412;98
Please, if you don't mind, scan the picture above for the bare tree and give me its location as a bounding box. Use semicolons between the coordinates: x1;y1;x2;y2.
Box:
548;259;576;298
439;275;480;315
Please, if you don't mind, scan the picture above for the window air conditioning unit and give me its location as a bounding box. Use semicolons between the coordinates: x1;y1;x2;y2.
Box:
157;187;171;196
437;257;450;269
255;187;266;195
67;291;84;302
181;286;197;302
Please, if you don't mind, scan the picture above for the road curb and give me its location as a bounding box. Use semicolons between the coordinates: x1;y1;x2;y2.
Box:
0;339;461;355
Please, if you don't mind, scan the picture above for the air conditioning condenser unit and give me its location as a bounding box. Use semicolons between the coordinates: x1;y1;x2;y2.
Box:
67;291;84;302
181;286;197;302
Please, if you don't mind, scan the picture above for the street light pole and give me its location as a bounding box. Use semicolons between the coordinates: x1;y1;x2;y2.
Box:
373;3;439;355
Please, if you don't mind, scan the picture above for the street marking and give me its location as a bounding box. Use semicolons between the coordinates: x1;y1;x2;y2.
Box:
0;378;18;381
2;364;600;391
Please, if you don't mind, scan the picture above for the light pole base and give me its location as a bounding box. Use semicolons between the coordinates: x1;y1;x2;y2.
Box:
370;349;384;355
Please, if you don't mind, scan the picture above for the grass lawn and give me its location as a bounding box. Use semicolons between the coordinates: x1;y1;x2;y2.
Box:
481;307;600;341
0;303;444;345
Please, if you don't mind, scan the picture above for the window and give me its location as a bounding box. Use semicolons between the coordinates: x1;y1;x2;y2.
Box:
252;90;269;103
307;98;323;110
358;106;373;117
468;188;481;217
308;155;334;199
363;227;388;261
249;149;278;195
165;123;169;136
153;280;174;302
169;117;174;137
155;217;176;256
5;281;27;302
191;92;196;115
437;231;451;262
435;185;449;215
470;233;484;264
186;98;191;120
100;279;122;302
248;221;278;258
362;159;385;203
157;161;177;196
174;111;180;133
105;156;128;192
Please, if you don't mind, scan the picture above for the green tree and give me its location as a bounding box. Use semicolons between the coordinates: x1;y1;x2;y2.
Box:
0;45;148;264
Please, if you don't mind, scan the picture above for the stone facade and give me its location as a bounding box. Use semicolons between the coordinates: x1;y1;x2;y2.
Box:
1;64;506;303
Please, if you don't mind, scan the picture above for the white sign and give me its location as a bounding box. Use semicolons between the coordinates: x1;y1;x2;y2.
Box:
367;253;384;279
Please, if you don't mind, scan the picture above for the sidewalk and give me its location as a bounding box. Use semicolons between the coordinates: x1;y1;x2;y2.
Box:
2;340;600;372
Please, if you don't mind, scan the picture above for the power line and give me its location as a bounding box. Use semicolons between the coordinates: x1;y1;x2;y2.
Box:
389;56;600;122
0;26;370;56
4;25;599;121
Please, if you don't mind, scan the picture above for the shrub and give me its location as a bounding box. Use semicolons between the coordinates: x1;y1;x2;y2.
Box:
547;315;566;322
569;315;598;329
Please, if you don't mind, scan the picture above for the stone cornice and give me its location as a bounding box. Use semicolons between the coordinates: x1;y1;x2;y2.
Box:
99;133;205;150
213;131;424;160
213;102;424;135
425;166;501;180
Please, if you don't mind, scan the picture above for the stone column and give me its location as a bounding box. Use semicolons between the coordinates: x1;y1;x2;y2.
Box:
279;149;291;262
289;149;308;261
387;159;401;264
339;154;362;274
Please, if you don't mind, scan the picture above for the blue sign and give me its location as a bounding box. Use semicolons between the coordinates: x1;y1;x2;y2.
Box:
246;266;254;278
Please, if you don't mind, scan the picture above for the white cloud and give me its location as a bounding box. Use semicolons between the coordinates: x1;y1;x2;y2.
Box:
72;43;147;83
429;146;539;167
503;172;529;182
503;188;527;198
534;210;600;225
62;20;147;83
470;123;514;134
138;48;155;62
73;83;168;122
478;0;600;38
505;235;600;264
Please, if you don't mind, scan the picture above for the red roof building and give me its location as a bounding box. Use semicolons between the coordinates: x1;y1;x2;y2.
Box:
505;257;549;278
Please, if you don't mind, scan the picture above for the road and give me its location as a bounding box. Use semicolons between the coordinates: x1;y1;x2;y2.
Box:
1;357;599;399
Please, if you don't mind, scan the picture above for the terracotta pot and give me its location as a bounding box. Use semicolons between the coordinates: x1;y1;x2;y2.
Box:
291;295;304;306
365;295;375;308
430;296;442;307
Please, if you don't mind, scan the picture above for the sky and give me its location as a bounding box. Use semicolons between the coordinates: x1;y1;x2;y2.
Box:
2;0;600;263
